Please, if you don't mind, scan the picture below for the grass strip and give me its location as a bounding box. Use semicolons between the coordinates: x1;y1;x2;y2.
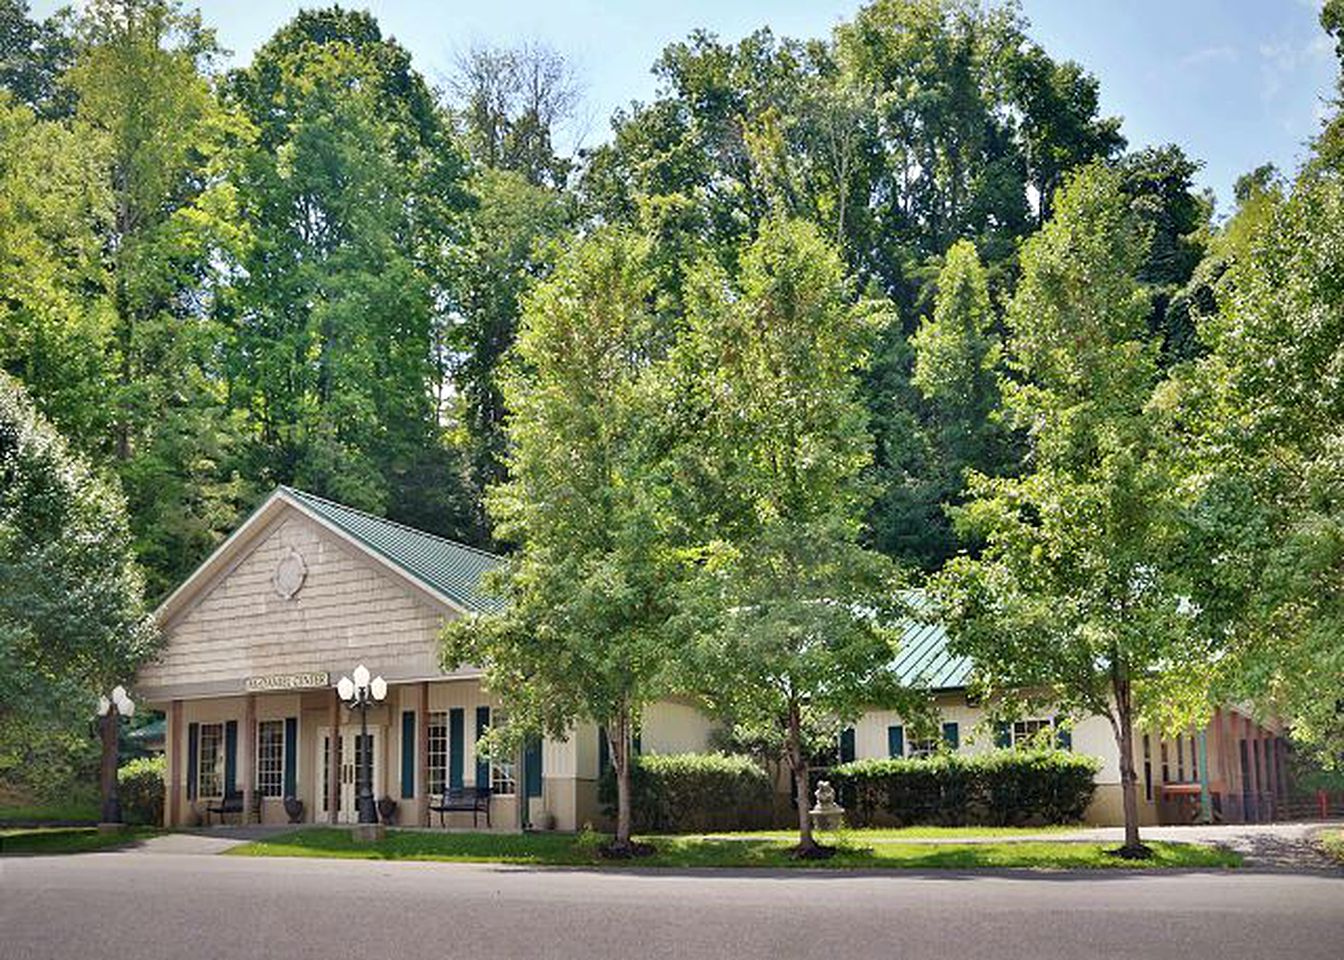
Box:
227;827;1240;870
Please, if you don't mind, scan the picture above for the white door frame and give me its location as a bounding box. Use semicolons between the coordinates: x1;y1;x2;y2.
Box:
318;725;384;824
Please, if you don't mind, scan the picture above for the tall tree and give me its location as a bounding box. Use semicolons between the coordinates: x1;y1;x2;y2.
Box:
225;7;474;538
0;373;157;805
670;217;906;855
0;0;75;117
931;166;1214;857
442;230;680;854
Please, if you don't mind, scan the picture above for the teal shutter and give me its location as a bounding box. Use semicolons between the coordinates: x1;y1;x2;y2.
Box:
598;727;610;776
525;736;543;797
887;725;904;758
632;732;642;755
187;722;199;800
995;721;1012;748
1055;717;1072;751
401;711;416;799
448;708;464;789
942;722;960;750
475;707;491;788
224;720;238;796
283;717;298;797
839;727;856;763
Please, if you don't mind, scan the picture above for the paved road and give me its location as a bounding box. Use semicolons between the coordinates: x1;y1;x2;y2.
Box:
3;852;1342;960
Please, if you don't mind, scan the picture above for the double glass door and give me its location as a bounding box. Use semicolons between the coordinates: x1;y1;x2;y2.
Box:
319;727;382;823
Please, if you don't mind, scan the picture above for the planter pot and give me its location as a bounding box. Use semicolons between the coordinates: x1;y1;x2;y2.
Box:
376;796;397;825
283;796;304;824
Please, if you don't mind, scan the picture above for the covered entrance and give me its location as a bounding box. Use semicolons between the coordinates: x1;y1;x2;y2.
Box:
318;726;384;823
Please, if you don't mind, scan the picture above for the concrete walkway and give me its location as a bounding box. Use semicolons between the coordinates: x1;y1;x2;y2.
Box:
125;825;293;855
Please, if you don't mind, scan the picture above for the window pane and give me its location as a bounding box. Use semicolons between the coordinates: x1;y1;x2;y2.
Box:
257;720;285;797
199;723;223;798
428;712;447;796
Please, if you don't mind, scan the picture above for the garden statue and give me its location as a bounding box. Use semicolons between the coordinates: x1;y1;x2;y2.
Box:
809;780;845;831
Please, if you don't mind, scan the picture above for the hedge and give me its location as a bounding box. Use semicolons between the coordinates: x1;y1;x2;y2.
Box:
117;755;165;826
832;749;1100;827
599;752;774;833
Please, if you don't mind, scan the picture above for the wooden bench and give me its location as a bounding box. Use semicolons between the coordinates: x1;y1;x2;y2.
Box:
428;786;492;828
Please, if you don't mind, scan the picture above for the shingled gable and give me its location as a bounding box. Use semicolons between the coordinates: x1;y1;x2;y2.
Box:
154;486;503;630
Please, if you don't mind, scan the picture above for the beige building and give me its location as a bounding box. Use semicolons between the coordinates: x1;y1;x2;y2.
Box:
139;487;1288;831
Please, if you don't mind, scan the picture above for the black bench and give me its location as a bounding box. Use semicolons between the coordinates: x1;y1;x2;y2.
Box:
428;786;492;828
205;789;263;826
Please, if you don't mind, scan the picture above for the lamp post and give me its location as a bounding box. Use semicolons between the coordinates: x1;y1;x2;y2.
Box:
336;664;387;828
96;686;135;828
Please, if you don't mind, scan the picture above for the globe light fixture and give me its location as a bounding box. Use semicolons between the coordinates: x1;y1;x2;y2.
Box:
335;663;387;825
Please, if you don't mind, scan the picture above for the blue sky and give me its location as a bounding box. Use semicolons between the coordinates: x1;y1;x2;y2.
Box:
34;1;1337;213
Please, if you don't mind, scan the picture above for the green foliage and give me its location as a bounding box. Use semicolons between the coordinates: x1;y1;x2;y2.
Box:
597;753;774;833
931;165;1215;850
441;229;681;846
667;217;910;848
224;6;474;543
833;749;1101;827
116;755;164;825
0;373;156;797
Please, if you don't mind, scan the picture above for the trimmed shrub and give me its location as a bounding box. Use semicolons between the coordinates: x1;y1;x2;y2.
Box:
117;755;165;826
599;752;773;833
833;749;1100;827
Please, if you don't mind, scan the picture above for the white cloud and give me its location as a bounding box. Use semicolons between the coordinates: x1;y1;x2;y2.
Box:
1179;45;1238;68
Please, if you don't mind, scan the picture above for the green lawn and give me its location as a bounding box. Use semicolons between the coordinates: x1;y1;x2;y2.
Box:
0;799;101;824
691;824;1089;841
227;827;1240;871
1321;828;1344;864
0;827;157;856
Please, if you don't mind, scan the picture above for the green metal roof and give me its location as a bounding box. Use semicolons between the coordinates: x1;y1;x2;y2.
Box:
891;594;973;691
282;487;504;613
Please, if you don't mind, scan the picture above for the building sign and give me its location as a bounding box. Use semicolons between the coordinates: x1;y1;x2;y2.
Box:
244;671;330;693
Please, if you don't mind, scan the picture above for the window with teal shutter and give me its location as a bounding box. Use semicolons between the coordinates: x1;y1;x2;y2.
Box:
448;708;464;789
1054;717;1072;751
839;727;856;764
475;707;490;788
887;725;904;758
187;722;199;800
400;711;415;798
942;722;960;750
224;720;238;796
284;717;298;797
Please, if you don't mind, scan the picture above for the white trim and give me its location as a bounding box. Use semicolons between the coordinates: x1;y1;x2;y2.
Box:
154;487;470;631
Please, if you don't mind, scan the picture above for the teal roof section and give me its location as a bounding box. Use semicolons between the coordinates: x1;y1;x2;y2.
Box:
282;487;504;613
891;594;973;690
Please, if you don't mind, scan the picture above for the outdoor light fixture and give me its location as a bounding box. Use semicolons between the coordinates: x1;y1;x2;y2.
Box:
96;685;135;825
336;663;387;825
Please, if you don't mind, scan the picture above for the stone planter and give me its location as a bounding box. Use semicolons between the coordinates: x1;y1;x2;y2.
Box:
377;796;398;825
283;796;304;824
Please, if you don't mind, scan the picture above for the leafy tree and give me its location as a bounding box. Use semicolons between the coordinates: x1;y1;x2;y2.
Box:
0;0;75;117
1181;156;1344;768
0;373;157;809
225;7;474;539
449;170;573;543
669;218;906;854
448;40;579;189
930;166;1214;857
442;230;680;854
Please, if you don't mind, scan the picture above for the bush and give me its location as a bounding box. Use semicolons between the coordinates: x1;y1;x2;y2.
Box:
117;755;165;825
833;749;1100;827
599;752;774;833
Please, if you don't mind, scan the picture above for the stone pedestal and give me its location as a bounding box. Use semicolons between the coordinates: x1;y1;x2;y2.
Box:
351;823;386;843
808;780;846;831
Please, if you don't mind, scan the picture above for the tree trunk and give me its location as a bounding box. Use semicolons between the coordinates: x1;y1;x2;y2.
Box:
99;707;122;824
787;699;814;852
610;710;632;851
1111;669;1148;857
